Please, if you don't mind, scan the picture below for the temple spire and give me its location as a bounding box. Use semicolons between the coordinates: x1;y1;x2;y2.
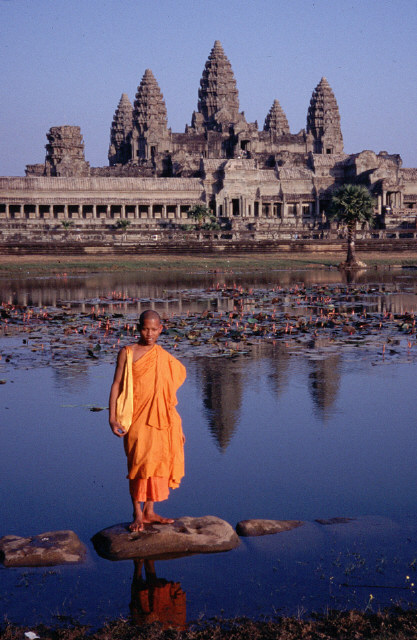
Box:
263;99;290;135
108;93;133;166
133;69;168;135
194;40;240;132
307;77;343;154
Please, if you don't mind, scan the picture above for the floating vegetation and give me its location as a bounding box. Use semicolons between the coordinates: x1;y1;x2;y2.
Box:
1;282;417;370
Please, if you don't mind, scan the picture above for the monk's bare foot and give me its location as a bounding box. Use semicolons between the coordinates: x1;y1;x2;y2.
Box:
129;501;144;531
142;512;174;524
129;517;144;532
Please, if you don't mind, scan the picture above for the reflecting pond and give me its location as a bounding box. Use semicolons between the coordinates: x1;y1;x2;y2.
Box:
1;268;417;627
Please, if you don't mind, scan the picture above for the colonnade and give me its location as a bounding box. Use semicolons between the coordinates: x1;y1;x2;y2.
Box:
216;197;317;219
0;202;194;221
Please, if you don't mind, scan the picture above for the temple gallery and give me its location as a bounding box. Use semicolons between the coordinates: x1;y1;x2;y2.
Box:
1;41;416;248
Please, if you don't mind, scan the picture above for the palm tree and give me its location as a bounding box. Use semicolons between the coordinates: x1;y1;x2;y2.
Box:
60;219;74;241
187;204;214;228
327;184;375;267
114;218;131;241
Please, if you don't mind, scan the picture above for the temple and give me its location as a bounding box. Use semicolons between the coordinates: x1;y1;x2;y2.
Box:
1;40;417;250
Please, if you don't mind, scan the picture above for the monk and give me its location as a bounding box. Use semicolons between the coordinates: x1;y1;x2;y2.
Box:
109;310;186;532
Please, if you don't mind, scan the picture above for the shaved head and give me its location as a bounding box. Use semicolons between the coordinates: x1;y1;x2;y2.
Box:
138;309;162;327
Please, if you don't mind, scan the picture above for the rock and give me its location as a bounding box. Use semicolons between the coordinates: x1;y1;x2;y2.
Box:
0;530;86;567
236;519;303;537
315;517;356;525
92;516;240;560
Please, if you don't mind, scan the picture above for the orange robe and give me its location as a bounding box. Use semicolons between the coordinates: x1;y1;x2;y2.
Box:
123;344;186;502
131;579;186;630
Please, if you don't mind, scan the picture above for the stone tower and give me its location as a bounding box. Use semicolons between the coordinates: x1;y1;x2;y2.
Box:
132;69;170;161
192;40;241;133
306;77;343;154
44;126;90;177
108;93;133;166
263;99;290;135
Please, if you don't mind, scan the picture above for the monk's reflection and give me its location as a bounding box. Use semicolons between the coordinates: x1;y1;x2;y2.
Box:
130;558;186;630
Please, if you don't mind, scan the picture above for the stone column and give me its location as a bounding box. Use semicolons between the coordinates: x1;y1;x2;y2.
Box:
162;205;167;218
398;192;403;209
175;204;180;219
106;204;111;219
282;195;287;221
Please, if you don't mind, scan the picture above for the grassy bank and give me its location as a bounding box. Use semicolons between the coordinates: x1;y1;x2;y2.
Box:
2;609;417;639
1;252;417;277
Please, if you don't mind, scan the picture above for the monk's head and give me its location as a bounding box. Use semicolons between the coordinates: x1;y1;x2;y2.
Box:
138;310;163;346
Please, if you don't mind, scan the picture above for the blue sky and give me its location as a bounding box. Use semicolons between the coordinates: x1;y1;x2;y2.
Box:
1;0;416;175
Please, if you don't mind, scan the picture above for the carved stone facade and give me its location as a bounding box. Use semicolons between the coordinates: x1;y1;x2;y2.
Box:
26;126;90;178
109;94;134;166
1;40;415;242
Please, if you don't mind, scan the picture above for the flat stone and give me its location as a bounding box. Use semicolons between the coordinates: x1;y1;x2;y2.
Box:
315;517;356;525
236;519;303;537
92;516;240;560
0;530;86;567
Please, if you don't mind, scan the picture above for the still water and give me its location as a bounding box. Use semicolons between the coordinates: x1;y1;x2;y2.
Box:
1;268;417;627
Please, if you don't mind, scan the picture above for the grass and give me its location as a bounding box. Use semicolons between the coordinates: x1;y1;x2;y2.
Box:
3;609;417;639
1;252;417;277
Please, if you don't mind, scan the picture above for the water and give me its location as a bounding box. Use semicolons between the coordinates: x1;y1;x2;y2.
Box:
1;268;417;627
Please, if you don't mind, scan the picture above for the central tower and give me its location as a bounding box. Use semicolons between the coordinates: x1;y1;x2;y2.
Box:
191;40;241;133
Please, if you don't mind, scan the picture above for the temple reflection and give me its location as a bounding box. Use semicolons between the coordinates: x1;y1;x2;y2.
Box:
3;269;417;316
258;341;291;397
196;357;244;450
130;559;186;630
308;353;341;419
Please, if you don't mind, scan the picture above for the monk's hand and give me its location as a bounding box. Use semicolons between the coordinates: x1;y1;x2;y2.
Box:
110;420;127;438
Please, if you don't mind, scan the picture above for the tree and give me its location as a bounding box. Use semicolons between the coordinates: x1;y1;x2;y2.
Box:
114;219;131;231
114;218;131;241
60;220;74;240
187;204;215;228
327;184;375;267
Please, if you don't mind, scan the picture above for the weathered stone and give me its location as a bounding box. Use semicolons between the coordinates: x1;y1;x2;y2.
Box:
44;126;90;177
14;40;417;239
92;516;240;560
307;77;343;154
109;93;134;166
194;40;240;132
0;530;86;567
236;519;303;537
134;69;168;132
264;99;290;135
315;517;356;525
